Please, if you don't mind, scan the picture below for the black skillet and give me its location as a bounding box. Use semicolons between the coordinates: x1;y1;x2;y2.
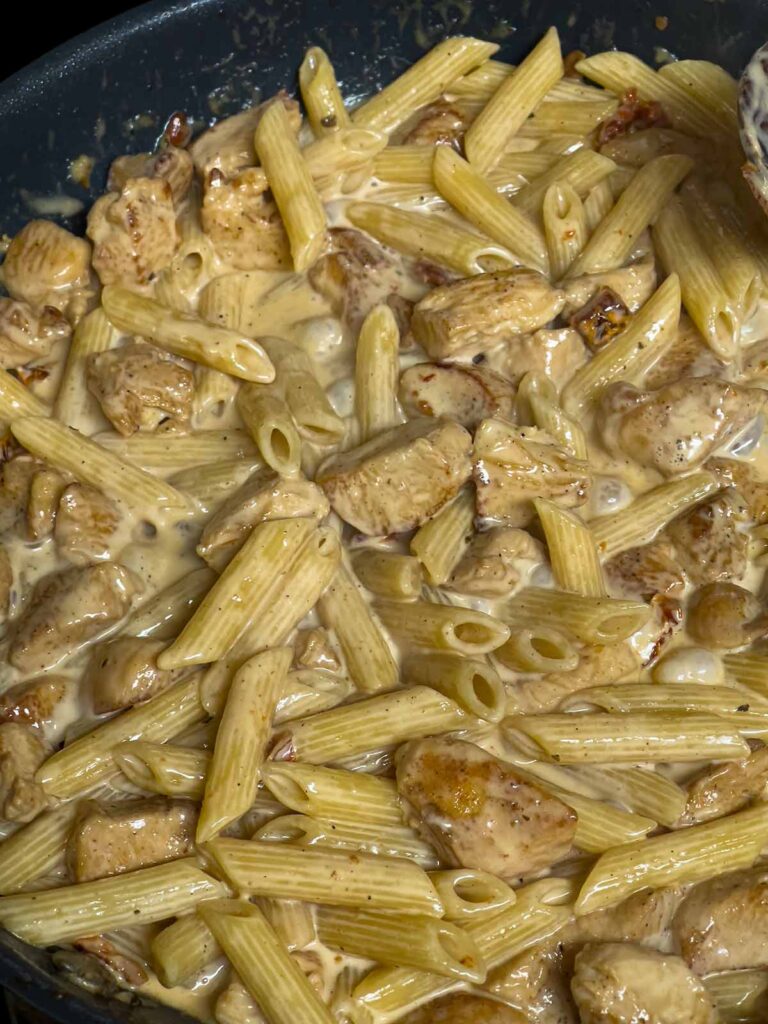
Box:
0;0;767;1019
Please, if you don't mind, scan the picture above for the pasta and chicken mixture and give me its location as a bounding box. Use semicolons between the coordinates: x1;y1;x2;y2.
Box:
1;25;768;1024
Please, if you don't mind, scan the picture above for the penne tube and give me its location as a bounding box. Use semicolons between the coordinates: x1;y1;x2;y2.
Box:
528;392;588;460
255;99;327;271
583;177;614;231
258;897;316;951
170;460;263;513
303;127;386;184
36;675;206;799
274;669;353;725
0;803;78;895
316;906;487;982
518;97;618;137
502;589;650;645
464;28;563;172
101;285;275;383
402;652;506;722
590;472;718;559
355;303;400;441
94;429;259;471
197;648;292;843
494;623;580;675
512;148;616;218
199;900;334;1024
236;386;302;477
658;59;738;133
352;37;498;134
704;968;768;1021
53;306;115;431
505;711;751;764
346;201;516;276
0;368;49;422
114;741;210;799
429;869;516;920
260;762;405;827
317;563;399;694
542;182;587;280
299;46;351;136
259;337;345;446
432;147;549;272
534;498;606;597
561;273;681;417
11;416;188;512
576;804;768;915
270;686;468;765
158;517;316;669
723;653;768;698
566;682;768;717
0;859;226;946
653;194;738;360
254;813;438;868
374;598;510;655
410;487;475;586
205;839;444;915
562;792;655;853
124;567;217;641
566;154;693;277
374;145;435;183
151;911;223;988
574;765;687;829
351;549;423;600
192;364;239;421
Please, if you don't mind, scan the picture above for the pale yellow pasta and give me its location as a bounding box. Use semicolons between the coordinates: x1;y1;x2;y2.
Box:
299;46;351;136
528;392;589;460
257;898;316;951
53;306;115;431
502;589;650;645
568;682;768;718
519;97;617;137
512;148;616;217
114;741;210;799
374;145;435;183
429;869;516;920
170;460;263;513
236;386;302;477
94;429;259;471
259;337;345;446
124;567;217;640
542;182;587;280
410;487;475;585
723;653;768;698
0;803;78;895
494;623;580;675
574;765;687;829
534;498;606;597
274;669;353;725
355;303;400;441
374;597;510;655
261;761;405;827
583;177;614;230
657;59;738;134
704;969;768;1022
402;652;505;722
151;911;223;988
303;128;387;192
351;549;422;600
254;99;327;271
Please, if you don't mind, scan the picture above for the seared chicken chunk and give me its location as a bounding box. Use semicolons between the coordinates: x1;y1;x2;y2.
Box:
571;943;716;1024
69;798;197;881
26;468;65;541
72;935;149;989
707;457;768;523
55;483;121;565
504;327;588;388
399;363;516;429
411;270;565;359
201;167;290;271
190;95;301;177
673;867;768;973
604;538;685;602
682;744;768;824
87;177;179;287
645;315;724;390
197;471;330;571
396;737;577;880
401;994;527;1024
0;675;74;730
9;563;141;673
1;220;91;309
86;342;195;436
508;641;640;714
474;421;590;528
0;456;38;534
0;298;71;369
561;257;657;317
108;146;194;205
85;637;174;715
318;418;472;536
667;489;749;585
448;527;544;598
0;723;47;822
403;100;467;147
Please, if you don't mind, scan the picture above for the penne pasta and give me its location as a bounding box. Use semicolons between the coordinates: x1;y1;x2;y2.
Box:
94;429;259;471
236;386;302;477
53;306;115;431
258;337;345;446
402;652;506;722
351;549;422;600
299;47;351;136
502;588;650;645
542;182;588;280
512;148;616;218
534;498;606;597
261;761;405;827
124;567;217;641
574;765;687;829
114;742;210;799
0;803;78;895
354;303;400;441
494;623;580;675
410;487;475;586
151;911;223;988
170;460;263;512
258;897;316;951
429;869;516;920
374;598;510;655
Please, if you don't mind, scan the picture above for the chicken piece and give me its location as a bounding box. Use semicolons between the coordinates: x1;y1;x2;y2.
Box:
317;418;472;536
197;471;330;571
1;220;91;309
0;456;38;534
0;723;47;822
508;641;641;714
108;147;194;205
0;675;74;730
201;167;291;271
26;468;65;541
569;287;630;352
604;537;685;601
0;298;71;369
399;363;516;429
686;582;768;650
598;378;766;476
9;563;141;673
85;637;174;714
190;95;301;177
396;737;577;880
87;177;178;287
448;527;544;598
504;327;589;389
474;420;590;528
673;867;768;973
403;100;467;147
667;489;749;586
682;744;768;825
411;270;565;360
293;628;340;673
571;943;716;1024
55;483;121;565
72;936;149;988
401;995;527;1024
707;457;768;523
68;798;197;881
561;257;657;317
86;342;195;436
644;315;724;390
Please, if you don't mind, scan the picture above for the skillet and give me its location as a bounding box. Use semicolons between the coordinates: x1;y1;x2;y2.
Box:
0;0;767;1019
